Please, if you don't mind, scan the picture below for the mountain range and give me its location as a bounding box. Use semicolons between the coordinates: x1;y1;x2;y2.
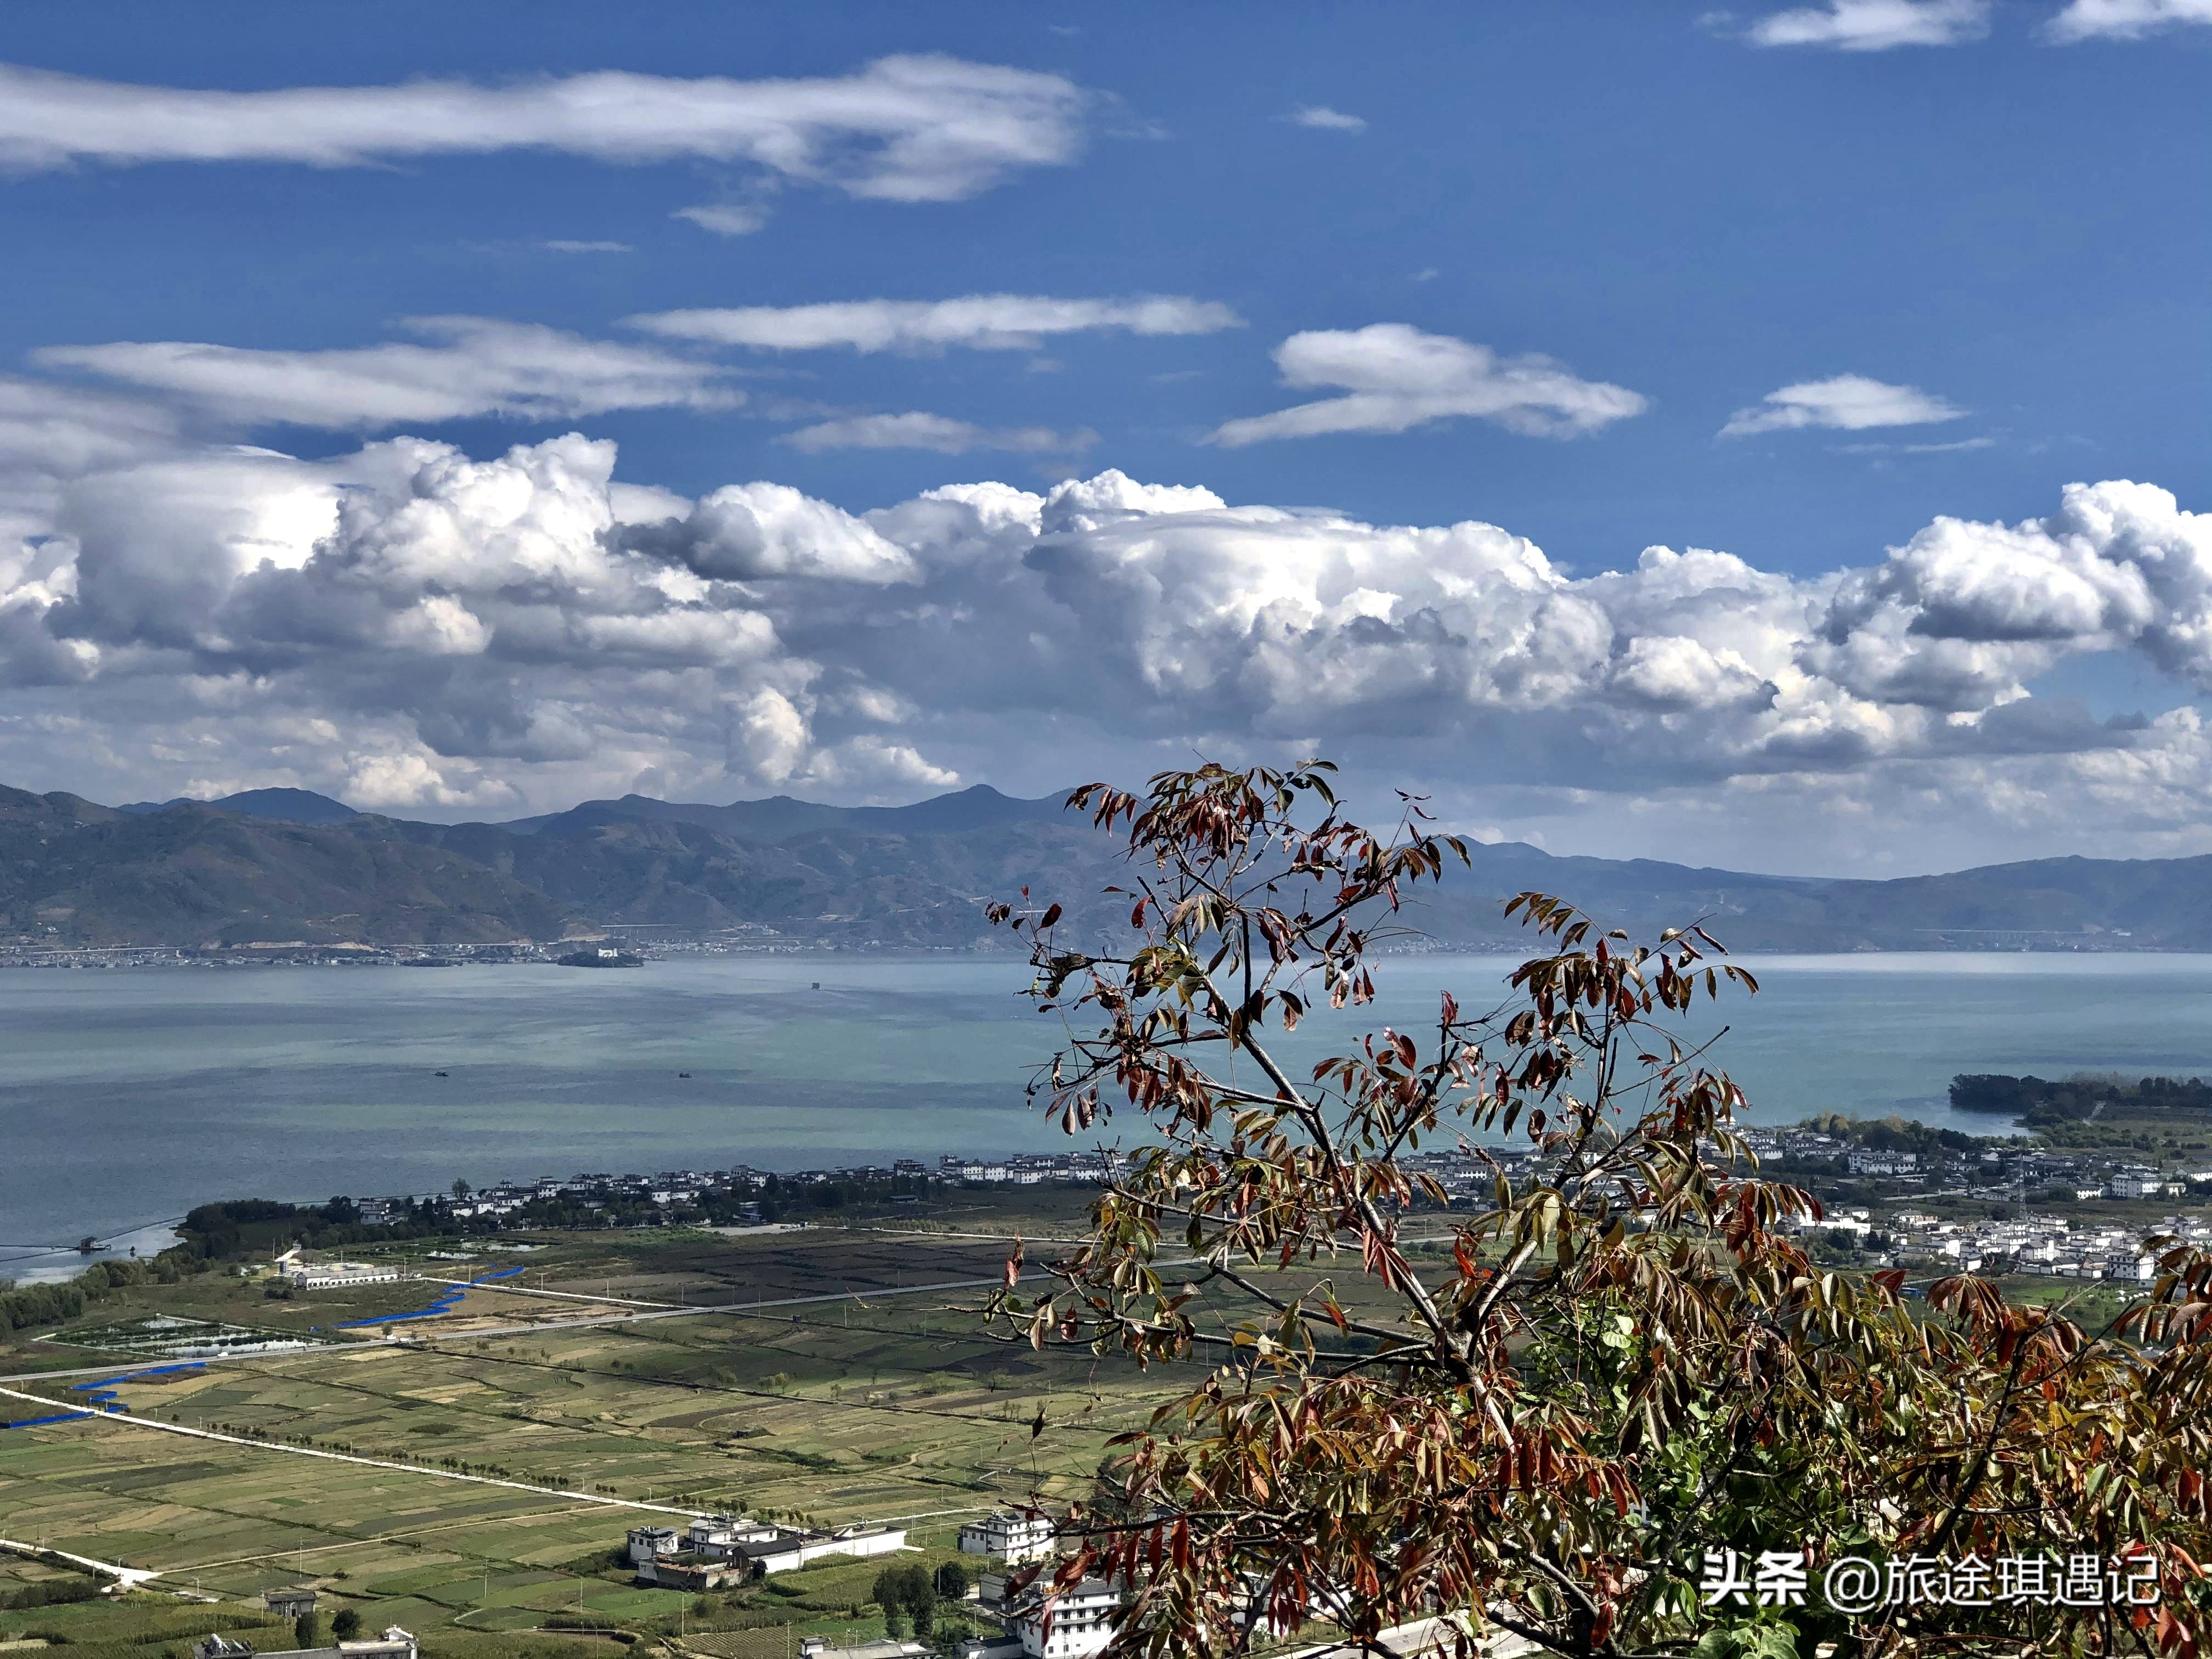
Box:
4;780;2209;952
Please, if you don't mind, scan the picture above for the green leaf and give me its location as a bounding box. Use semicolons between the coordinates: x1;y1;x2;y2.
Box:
1691;1623;1798;1659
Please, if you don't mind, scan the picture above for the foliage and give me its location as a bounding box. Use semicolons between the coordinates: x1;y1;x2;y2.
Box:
295;1611;320;1649
933;1560;970;1599
1791;1114;1986;1155
987;761;2212;1658
0;1242;217;1334
1951;1072;2212;1124
873;1564;938;1626
1;1575;103;1610
332;1609;362;1640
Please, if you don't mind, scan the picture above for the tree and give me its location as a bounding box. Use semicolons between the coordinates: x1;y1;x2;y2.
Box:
331;1608;361;1640
935;1560;970;1599
294;1611;319;1649
451;1178;473;1203
986;761;2212;1658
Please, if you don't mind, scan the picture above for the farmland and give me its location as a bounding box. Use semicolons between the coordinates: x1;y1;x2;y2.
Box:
0;1199;1197;1659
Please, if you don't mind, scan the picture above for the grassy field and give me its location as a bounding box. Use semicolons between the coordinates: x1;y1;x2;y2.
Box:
0;1200;1195;1659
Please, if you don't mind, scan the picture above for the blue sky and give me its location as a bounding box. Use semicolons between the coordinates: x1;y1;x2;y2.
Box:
0;1;2207;873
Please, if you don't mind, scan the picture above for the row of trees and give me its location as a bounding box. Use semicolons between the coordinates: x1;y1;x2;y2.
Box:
980;763;2212;1658
1;1246;211;1333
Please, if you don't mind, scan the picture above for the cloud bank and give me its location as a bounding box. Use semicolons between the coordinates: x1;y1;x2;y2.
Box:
3;405;2209;868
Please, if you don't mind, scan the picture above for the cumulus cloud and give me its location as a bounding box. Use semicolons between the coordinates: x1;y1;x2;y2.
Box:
1721;374;1964;437
1285;105;1366;131
1208;324;1647;446
620;482;920;583
1806;481;2212;707
36;317;735;430
4;422;2211;864
0;376;184;546
625;294;1243;354
2046;0;2212;37
780;412;1096;455
1744;0;1990;47
0;55;1086;207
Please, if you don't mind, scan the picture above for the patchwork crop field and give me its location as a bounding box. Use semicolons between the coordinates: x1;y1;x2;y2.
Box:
0;1206;1203;1659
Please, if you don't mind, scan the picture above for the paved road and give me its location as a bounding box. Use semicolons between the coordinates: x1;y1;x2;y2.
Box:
0;1379;709;1530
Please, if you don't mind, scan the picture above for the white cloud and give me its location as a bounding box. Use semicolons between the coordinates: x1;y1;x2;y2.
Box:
35;318;735;430
1745;0;1990;47
2047;0;2212;38
1722;374;1964;437
673;204;770;237
541;240;633;254
0;55;1086;206
625;294;1243;353
1805;481;2212;706
6;426;2212;864
1833;436;1996;454
345;748;519;811
780;412;1096;455
1207;324;1647;446
622;482;921;583
1285;105;1366;132
797;734;961;791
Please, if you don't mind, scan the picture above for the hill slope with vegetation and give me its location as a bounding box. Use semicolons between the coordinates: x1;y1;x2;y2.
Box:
12;778;2212;950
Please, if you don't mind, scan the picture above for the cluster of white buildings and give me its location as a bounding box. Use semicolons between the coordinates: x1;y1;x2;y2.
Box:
1901;1210;2211;1280
272;1247;407;1289
936;1153;1111;1187
627;1514;907;1589
1797;1205;2212;1282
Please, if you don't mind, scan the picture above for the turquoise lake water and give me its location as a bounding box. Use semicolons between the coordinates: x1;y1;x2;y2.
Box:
3;951;2211;1254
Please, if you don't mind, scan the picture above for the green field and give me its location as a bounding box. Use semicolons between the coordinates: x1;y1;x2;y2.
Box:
0;1201;1188;1659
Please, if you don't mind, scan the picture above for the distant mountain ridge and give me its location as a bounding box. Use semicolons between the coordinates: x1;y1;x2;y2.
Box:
10;778;2212;952
117;786;361;826
496;782;1066;842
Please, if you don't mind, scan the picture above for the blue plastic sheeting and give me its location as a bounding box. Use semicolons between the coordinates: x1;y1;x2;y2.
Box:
61;1360;210;1413
334;1265;524;1329
3;1362;213;1427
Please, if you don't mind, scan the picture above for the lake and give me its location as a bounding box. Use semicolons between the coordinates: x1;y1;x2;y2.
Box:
4;951;2212;1264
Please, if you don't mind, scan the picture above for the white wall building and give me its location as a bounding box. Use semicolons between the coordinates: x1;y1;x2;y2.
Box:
981;1575;1120;1659
959;1510;1057;1564
668;1516;907;1576
274;1248;406;1289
